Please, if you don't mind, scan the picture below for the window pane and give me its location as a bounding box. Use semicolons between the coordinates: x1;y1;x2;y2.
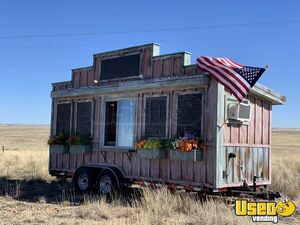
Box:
56;103;71;135
177;94;202;138
76;102;92;136
117;100;135;147
104;101;117;146
101;54;140;80
145;96;167;138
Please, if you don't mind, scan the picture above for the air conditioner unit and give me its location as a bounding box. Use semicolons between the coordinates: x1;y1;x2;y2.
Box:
227;100;251;122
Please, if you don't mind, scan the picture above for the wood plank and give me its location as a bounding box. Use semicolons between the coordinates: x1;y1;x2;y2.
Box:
255;99;263;144
114;152;123;168
181;161;193;182
170;160;181;180
252;147;258;177
70;154;76;170
170;90;177;136
205;145;214;185
263;148;269;180
239;147;246;182
51;153;57;169
140;158;150;177
173;57;182;76
152;60;162;78
122;152;132;176
162;58;173;77
142;48;152;78
193;161;203;183
94;57;101;81
262;102;270;145
245;147;252;181
136;93;143;140
73;72;80;88
80;70;87;87
223;124;231;144
93;97;101;148
98;151;105;163
131;153;141;177
87;69;94;86
106;151;115;164
230;124;239;144
248;96;256;144
84;153;91;164
257;148;263;178
76;154;84;167
159;158;170;180
150;159;160;178
57;153;63;170
239;125;248;144
91;151;98;164
63;154;70;170
234;147;239;183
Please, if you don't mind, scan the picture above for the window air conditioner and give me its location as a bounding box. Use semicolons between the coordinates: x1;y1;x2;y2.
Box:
227;100;251;122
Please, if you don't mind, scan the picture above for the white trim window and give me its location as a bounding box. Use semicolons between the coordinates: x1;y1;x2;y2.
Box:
104;99;136;148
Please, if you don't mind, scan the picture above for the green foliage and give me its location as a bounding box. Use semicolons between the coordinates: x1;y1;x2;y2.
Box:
47;133;68;145
139;138;174;150
48;133;91;145
67;134;91;145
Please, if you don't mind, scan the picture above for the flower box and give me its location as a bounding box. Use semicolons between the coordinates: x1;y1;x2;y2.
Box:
137;149;167;159
49;145;69;154
69;145;92;154
170;149;203;161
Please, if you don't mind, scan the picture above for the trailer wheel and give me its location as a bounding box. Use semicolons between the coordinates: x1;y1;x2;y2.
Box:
96;170;119;199
73;168;93;193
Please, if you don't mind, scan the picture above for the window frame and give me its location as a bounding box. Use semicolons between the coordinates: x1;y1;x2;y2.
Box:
54;101;72;136
143;94;170;139
174;90;205;141
74;100;94;136
100;96;137;150
224;95;251;125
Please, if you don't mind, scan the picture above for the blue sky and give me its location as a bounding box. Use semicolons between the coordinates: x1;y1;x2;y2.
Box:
0;0;299;127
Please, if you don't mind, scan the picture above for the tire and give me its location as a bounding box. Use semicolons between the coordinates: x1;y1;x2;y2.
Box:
96;170;119;200
73;168;93;193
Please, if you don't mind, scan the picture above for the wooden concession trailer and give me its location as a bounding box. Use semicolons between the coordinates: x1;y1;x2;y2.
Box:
49;43;285;196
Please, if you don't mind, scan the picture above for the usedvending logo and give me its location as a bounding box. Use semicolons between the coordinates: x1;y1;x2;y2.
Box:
235;199;296;223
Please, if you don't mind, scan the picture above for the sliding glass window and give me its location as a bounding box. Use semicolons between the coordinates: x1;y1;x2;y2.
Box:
104;99;135;148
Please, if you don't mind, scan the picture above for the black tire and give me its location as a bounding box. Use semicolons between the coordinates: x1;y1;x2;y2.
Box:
73;167;93;193
96;170;119;200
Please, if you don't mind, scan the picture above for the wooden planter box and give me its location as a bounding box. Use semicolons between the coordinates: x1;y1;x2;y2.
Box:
49;145;69;153
69;145;92;154
137;149;167;159
170;149;203;161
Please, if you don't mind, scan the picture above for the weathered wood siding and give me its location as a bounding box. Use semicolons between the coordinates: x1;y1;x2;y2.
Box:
222;93;272;185
50;151;207;185
223;94;272;146
224;146;270;185
53;44;199;91
49;82;218;187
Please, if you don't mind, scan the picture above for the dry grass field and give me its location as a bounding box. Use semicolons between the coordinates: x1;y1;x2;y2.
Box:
0;124;299;225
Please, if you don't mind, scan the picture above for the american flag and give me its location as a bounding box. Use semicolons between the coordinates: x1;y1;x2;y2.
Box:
196;56;265;102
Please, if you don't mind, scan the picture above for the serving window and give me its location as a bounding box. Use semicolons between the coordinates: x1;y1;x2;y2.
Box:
76;102;92;136
144;96;168;138
103;99;136;148
176;93;202;138
56;103;71;135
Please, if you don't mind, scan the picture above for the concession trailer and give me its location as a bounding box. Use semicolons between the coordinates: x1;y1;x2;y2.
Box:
49;43;286;197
